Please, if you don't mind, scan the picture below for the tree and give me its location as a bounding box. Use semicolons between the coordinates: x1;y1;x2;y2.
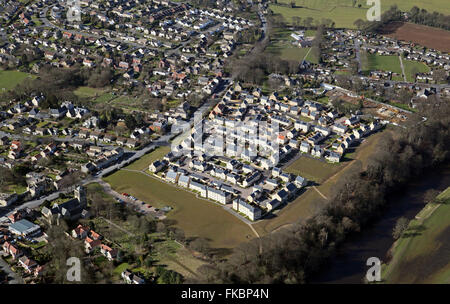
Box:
354;19;365;30
124;114;137;130
392;217;409;240
189;237;210;254
303;17;313;28
292;16;302;28
432;69;447;83
423;189;440;204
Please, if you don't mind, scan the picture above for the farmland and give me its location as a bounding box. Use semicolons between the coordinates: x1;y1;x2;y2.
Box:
382;187;450;283
103;170;255;249
384;22;450;52
269;0;450;29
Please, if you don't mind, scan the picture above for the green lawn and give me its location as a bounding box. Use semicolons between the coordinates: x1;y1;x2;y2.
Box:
113;263;130;275
270;0;450;29
0;70;33;91
362;54;402;74
382;187;450;283
103;170;255;249
153;240;206;278
73;86;106;99
362;54;430;81
403;59;430;82
281;47;318;63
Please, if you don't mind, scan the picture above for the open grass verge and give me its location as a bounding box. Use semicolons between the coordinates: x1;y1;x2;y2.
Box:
125;146;171;171
382;187;450;283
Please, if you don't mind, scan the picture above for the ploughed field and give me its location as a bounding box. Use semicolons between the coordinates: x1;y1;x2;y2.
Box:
382;22;450;52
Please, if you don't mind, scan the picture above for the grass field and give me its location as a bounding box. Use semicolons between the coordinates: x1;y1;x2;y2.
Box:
270;0;450;29
154;241;207;279
125;146;171;171
103;170;255;249
382;187;450;283
362;54;402;74
284;156;345;183
362;53;430;82
266;27;319;63
403;59;430;82
0;70;33;91
73;86;106;98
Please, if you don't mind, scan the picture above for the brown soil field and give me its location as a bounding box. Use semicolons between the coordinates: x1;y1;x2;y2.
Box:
382;22;450;52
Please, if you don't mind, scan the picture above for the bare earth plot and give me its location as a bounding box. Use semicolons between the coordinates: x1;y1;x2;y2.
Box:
383;22;450;53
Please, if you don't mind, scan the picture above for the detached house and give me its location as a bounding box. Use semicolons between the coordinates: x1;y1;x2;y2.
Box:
85;237;102;253
2;241;23;259
122;270;145;284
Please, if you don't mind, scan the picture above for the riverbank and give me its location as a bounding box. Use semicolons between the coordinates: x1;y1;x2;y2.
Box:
381;187;450;283
310;164;450;284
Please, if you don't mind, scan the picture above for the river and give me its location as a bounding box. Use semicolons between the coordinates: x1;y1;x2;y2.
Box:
311;165;450;284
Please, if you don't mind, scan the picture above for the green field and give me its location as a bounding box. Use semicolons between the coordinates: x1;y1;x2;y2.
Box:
270;0;450;29
382;187;450;283
266;27;319;63
103;170;254;249
362;53;430;82
0;70;33;91
403;59;431;82
126;146;171;171
362;54;403;74
73;86;106;98
284;156;345;183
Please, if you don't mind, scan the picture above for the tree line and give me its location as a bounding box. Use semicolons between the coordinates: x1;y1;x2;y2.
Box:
354;5;450;32
195;97;450;284
408;6;450;31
